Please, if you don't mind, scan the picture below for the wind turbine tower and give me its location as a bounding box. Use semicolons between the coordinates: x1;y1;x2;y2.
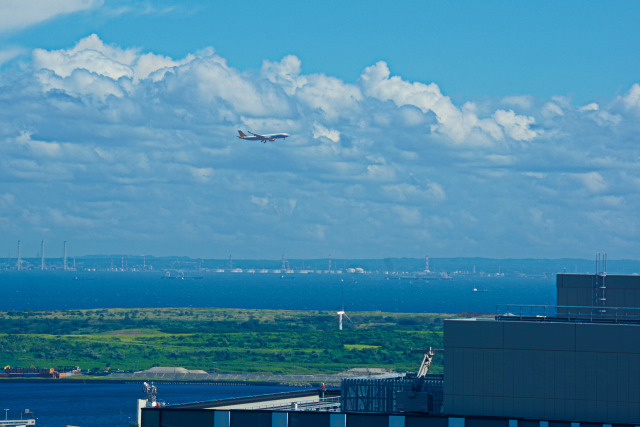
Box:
40;240;45;271
337;310;344;331
336;289;352;331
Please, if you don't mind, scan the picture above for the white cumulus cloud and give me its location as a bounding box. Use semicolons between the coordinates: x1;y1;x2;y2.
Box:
312;124;340;143
580;102;599;112
493;110;538;141
620;83;640;112
360;61;538;144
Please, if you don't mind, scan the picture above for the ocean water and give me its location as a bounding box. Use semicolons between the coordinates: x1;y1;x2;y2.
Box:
0;271;555;314
0;381;296;427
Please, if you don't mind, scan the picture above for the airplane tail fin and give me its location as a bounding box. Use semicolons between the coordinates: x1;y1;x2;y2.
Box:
237;130;247;138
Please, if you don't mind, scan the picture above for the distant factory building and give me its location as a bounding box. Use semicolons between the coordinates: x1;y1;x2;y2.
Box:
142;270;640;426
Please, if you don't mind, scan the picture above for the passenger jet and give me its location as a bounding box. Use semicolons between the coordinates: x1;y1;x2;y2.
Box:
237;130;289;143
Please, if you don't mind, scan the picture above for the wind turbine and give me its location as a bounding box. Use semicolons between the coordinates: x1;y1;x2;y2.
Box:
336;289;353;331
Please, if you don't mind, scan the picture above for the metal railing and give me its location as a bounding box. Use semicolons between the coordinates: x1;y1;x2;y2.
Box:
0;421;36;427
241;396;342;412
496;304;640;323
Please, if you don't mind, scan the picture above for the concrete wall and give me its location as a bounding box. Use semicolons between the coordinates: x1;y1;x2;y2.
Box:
142;407;640;426
444;319;640;424
557;274;640;309
141;409;470;427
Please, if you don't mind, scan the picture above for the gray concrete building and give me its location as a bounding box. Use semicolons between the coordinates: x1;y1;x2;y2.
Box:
444;273;640;424
557;273;640;312
444;318;640;423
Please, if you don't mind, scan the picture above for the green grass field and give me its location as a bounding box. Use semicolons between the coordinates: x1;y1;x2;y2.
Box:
0;308;451;375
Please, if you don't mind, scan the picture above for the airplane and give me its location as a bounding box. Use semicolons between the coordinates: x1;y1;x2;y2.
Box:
237;130;289;143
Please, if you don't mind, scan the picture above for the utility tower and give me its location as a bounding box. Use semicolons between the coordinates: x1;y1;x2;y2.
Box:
63;241;68;271
16;240;21;271
40;241;45;270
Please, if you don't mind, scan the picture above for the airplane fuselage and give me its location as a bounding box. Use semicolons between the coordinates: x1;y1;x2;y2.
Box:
237;130;289;143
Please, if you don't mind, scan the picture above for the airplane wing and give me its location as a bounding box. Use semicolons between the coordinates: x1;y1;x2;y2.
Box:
248;131;268;140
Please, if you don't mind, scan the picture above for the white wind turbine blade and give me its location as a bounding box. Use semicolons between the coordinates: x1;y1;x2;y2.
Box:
343;312;353;324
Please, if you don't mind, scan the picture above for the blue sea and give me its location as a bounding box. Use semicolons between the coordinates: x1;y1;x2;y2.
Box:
0;381;297;427
0;270;555;314
0;271;556;426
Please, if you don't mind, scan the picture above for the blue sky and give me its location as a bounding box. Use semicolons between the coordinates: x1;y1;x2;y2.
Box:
0;1;639;259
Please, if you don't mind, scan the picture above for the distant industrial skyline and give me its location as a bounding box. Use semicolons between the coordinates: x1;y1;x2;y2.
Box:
1;2;639;259
3;239;630;271
2;238;621;261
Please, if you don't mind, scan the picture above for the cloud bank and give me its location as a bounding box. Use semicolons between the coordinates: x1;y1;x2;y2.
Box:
0;35;639;259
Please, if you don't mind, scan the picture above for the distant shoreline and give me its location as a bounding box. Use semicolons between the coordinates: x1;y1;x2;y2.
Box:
0;376;339;387
1;367;400;388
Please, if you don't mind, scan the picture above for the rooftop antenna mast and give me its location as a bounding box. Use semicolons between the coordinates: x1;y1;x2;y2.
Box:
595;252;608;274
142;381;158;404
594;252;607;310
